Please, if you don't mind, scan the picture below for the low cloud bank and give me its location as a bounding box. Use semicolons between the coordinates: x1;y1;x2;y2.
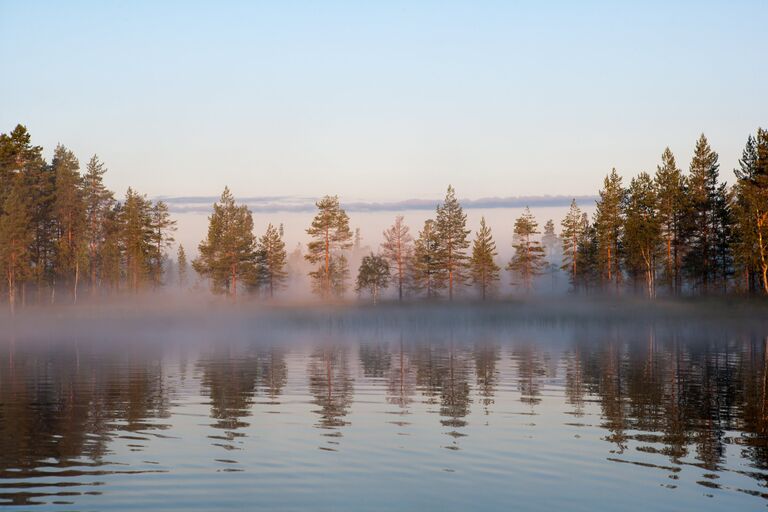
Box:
159;195;598;214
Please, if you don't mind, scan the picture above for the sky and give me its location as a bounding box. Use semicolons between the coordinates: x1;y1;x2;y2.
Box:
1;1;766;203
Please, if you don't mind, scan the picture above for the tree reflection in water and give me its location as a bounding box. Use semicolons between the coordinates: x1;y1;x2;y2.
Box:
1;329;768;508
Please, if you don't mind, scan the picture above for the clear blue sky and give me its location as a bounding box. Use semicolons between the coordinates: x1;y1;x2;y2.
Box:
1;1;766;200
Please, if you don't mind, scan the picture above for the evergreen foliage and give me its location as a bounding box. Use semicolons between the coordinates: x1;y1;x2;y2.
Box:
507;208;545;293
193;187;257;297
594;168;625;293
435;185;470;300
305;195;352;298
411;219;445;298
256;223;288;298
469;217;500;300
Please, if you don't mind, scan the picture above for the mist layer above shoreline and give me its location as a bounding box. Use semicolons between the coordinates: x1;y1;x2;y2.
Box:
2;297;766;346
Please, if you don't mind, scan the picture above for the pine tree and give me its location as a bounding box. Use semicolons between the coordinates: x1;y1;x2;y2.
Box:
594;169;625;293
121;188;153;293
101;203;123;293
654;148;686;295
506;207;545;293
411;219;445;298
177;244;188;288
0;125;43;209
0;175;33;313
469;217;500;300
541;218;560;291
193;187;257;297
734;129;768;293
622;172;660;298
684;134;721;294
381;215;413;301
542;220;559;257
25;159;56;303
575;216;600;293
560;199;585;292
757;128;768;292
712;183;735;292
305;195;352;298
257;223;288;298
147;200;176;287
52;145;86;303
356;253;390;304
435;185;470;300
329;253;350;298
0;124;51;303
82;155;115;296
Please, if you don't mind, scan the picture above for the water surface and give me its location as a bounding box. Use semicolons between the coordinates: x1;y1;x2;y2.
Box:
1;324;767;511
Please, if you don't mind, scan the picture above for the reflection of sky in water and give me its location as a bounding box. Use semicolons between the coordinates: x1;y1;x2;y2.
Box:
1;329;766;511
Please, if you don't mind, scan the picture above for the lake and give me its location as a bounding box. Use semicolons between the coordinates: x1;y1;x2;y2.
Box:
1;312;767;511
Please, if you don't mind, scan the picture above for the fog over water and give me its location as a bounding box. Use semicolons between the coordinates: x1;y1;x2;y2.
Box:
1;306;768;511
170;203;594;299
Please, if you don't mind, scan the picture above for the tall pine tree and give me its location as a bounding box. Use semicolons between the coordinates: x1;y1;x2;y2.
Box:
560;199;585;292
622;172;660;298
594;169;625;293
469;217;500;300
507;208;545;294
411;219;445;299
305;196;352;298
435;185;470;300
654;148;686;295
684;134;721;294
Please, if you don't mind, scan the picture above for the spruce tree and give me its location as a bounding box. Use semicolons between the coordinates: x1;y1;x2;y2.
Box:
121;188;153;293
560;199;585;291
712;183;735;292
177;244;188;288
147;200;176;287
411;219;445;298
506;207;545;293
684;134;721;294
257;223;288;298
541;220;559;257
0;175;33;313
101;203;123;293
329;253;350;298
381;215;413;301
0;125;51;303
356;253;390;304
435;185;470;300
305;195;352;298
469;217;500;300
82;155;115;296
594;169;625;293
757;129;768;292
575;215;600;293
193;187;257;297
622;172;660;298
654;148;686;295
734;129;768;293
52;145;86;303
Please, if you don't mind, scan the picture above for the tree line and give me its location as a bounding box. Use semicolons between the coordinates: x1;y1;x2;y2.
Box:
3;124;768;310
0;125;176;313
193;128;768;302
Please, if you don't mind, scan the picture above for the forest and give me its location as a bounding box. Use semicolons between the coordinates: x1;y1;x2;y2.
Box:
1;123;767;312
